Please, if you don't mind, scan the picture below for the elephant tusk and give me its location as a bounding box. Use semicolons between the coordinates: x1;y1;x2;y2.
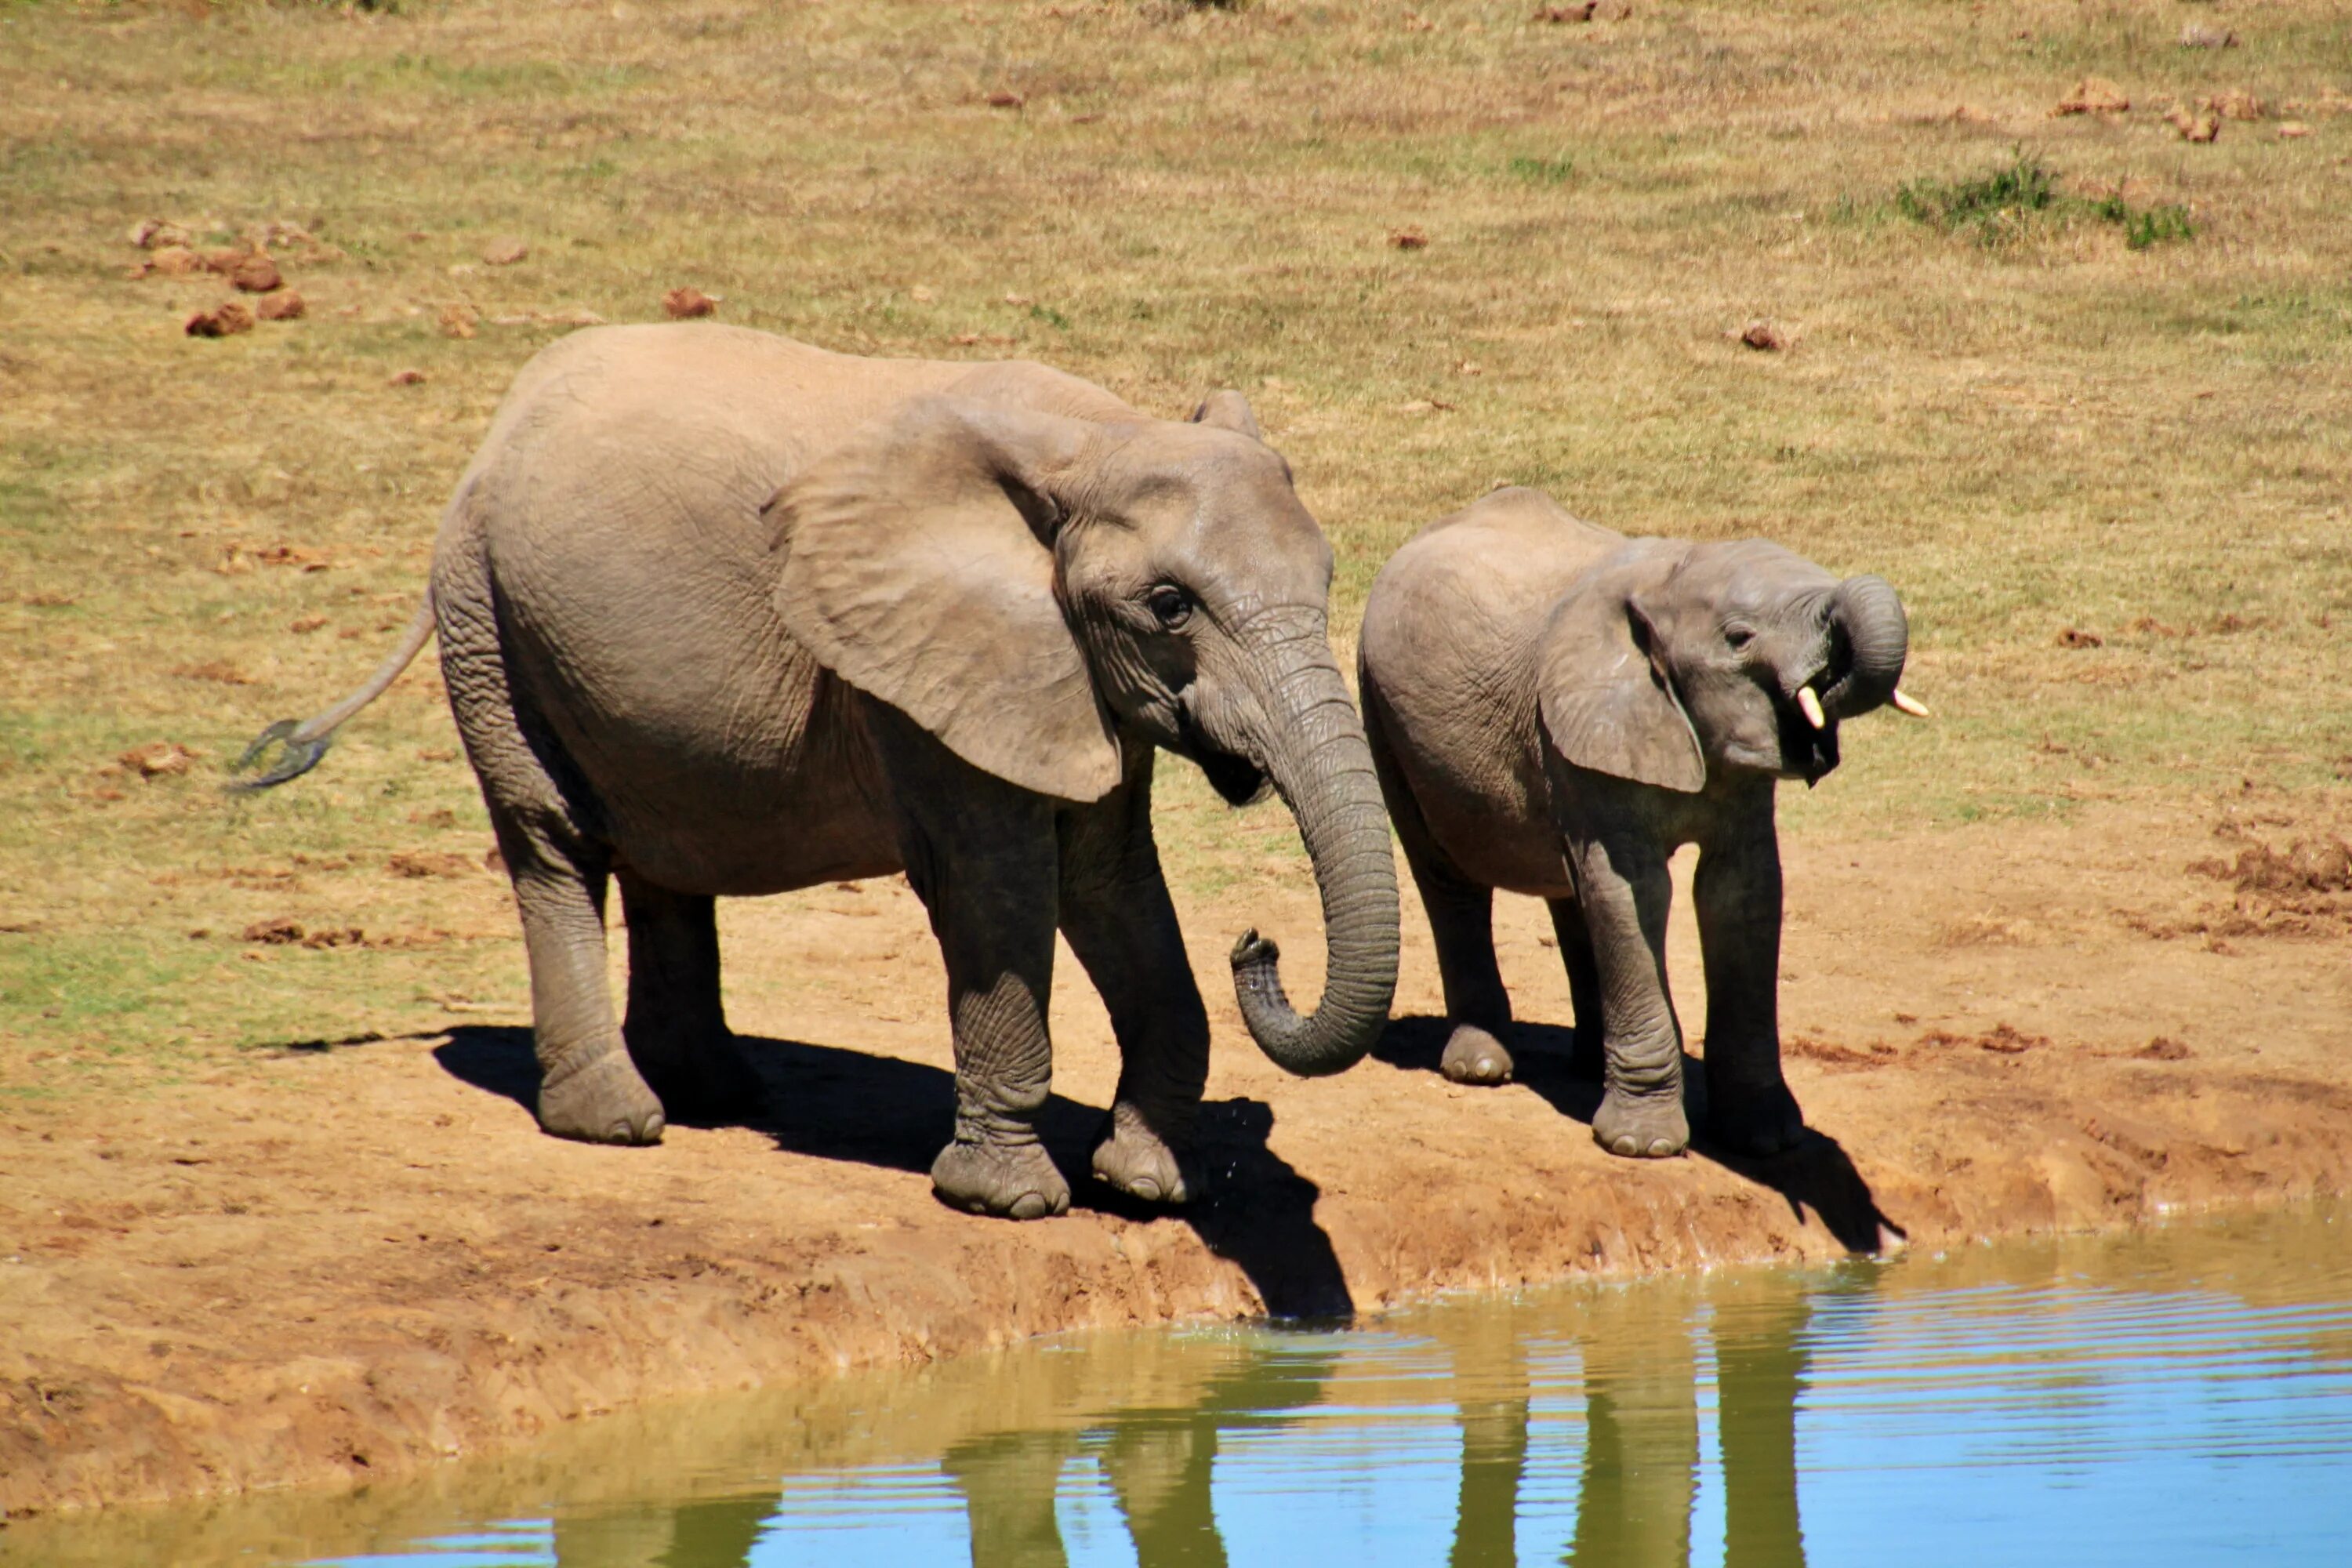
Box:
1796;686;1826;730
1890;688;1931;719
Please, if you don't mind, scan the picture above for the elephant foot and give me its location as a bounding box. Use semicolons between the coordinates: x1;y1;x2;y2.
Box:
932;1136;1070;1221
1091;1108;1192;1204
1592;1084;1688;1160
538;1049;666;1146
1440;1023;1514;1086
628;1025;764;1126
1707;1077;1806;1159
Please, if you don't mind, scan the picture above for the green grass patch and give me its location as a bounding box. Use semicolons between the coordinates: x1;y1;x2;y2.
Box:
1893;151;2194;251
2089;192;2195;252
1893;149;2060;234
1505;154;1575;185
0;931;224;1062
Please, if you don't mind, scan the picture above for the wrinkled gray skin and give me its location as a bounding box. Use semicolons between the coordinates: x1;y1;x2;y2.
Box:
1359;488;1912;1160
240;325;1399;1219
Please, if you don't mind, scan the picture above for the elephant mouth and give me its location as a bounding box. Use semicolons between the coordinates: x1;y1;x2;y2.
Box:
1173;703;1272;805
1774;688;1840;784
1191;742;1272;806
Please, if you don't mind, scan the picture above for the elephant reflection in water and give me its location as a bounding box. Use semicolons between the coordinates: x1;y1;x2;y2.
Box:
945;1343;1335;1568
535;1287;1812;1568
547;1492;776;1567
936;1286;1816;1568
1443;1279;1817;1568
927;1298;1806;1568
537;1346;1330;1568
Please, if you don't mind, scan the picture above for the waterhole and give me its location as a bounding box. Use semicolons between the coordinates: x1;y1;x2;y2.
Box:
15;1203;2349;1566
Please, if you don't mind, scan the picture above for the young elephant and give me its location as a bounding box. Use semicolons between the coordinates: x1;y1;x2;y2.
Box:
236;325;1399;1219
1359;488;1923;1160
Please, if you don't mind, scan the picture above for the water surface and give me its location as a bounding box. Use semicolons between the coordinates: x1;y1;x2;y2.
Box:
13;1203;2350;1566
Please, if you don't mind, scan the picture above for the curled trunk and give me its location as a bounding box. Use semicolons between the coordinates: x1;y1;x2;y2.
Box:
1820;574;1908;720
1226;631;1400;1078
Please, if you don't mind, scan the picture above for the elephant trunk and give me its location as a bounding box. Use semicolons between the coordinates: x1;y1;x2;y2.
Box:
1227;619;1400;1078
1819;574;1909;720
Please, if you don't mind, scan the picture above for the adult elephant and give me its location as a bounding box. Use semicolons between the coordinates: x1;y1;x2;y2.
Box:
236;325;1399;1220
1359;487;1922;1160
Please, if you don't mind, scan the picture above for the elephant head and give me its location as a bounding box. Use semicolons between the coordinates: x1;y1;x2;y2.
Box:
1539;538;1922;792
768;390;1398;1077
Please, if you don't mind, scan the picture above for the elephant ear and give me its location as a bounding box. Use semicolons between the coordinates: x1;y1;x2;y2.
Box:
1190;389;1263;440
769;396;1124;802
1537;547;1707;794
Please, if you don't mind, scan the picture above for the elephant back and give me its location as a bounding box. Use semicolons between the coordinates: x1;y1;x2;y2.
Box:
1362;486;1626;691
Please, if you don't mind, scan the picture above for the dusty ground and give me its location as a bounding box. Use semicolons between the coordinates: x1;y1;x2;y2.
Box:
4;789;2347;1519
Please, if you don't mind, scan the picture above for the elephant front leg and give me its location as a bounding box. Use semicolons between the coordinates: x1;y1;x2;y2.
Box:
923;876;1067;1220
1547;895;1606;1080
1058;758;1206;1204
930;972;1066;1219
921;905;1067;1218
874;703;1069;1220
1694;796;1805;1157
1564;828;1689;1158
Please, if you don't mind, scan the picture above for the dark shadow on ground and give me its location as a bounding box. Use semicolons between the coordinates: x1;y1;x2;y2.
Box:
1375;1014;1900;1256
432;1026;1353;1317
267;1029;405;1054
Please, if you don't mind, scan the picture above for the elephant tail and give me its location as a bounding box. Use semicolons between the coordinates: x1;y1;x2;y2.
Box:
227;592;438;791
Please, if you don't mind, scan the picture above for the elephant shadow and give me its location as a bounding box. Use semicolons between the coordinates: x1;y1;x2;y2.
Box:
1374;1015;1900;1257
431;1026;1354;1318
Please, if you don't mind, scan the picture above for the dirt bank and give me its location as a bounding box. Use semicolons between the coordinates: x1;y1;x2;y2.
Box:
3;796;2348;1519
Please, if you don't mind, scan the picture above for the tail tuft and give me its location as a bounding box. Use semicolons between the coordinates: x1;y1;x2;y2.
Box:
216;593;435;794
226;719;333;792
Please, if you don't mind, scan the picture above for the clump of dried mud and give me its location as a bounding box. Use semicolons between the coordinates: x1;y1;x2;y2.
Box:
2129;820;2352;944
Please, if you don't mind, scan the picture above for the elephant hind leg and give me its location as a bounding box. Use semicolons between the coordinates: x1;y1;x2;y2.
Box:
1365;683;1515;1086
507;840;665;1146
436;524;661;1146
618;871;763;1126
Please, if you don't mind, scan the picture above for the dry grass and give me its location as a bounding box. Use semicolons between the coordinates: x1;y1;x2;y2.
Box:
3;0;2348;1087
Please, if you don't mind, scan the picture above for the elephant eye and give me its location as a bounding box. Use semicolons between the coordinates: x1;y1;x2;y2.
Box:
1146;585;1194;630
1724;622;1757;650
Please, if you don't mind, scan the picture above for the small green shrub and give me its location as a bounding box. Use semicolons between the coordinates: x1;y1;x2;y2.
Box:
2114;201;2195;251
1893;151;2059;236
1892;150;2194;252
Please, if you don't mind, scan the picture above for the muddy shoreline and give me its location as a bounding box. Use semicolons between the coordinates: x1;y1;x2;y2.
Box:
4;801;2348;1520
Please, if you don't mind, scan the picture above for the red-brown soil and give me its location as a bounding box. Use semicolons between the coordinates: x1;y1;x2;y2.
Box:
3;797;2347;1519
